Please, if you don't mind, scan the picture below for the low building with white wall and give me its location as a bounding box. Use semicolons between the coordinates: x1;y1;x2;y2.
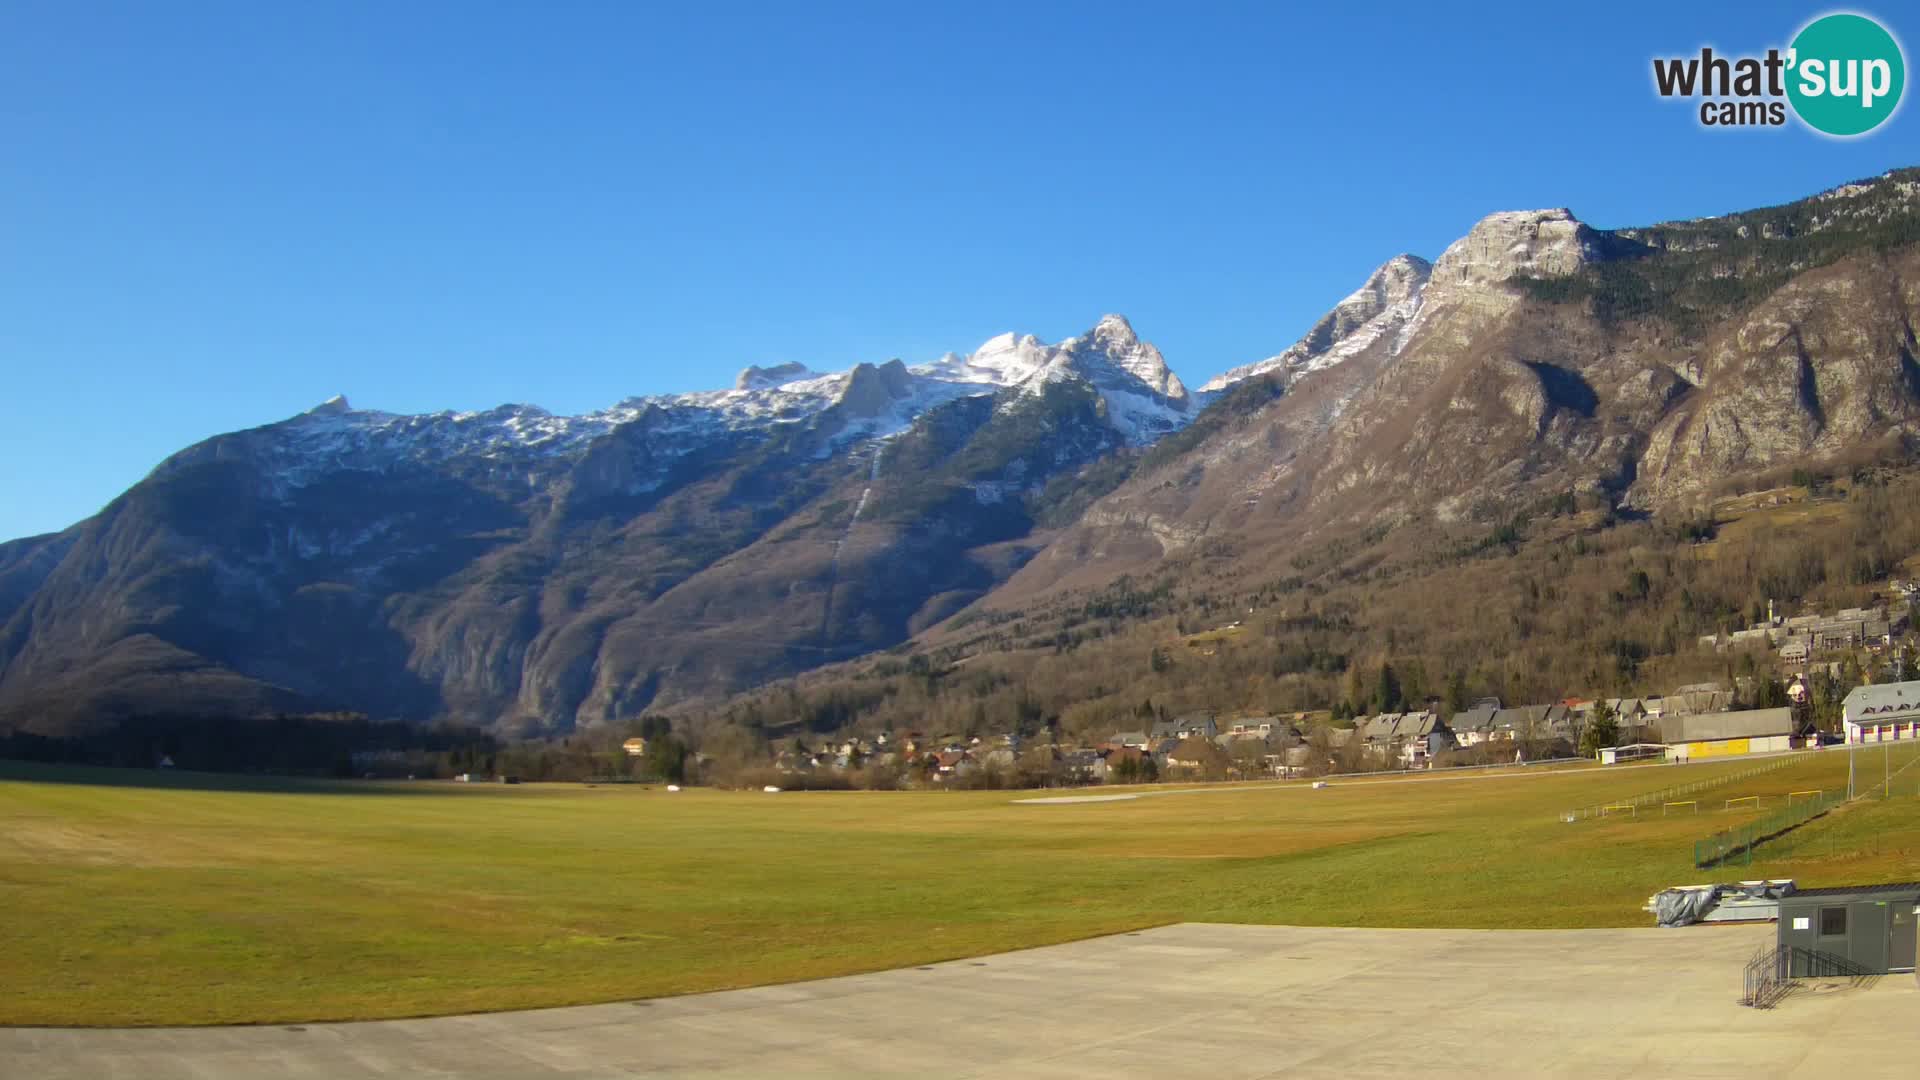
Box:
1658;707;1795;761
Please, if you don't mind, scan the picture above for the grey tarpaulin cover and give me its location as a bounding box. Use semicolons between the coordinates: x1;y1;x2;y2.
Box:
1654;887;1722;927
1653;881;1795;927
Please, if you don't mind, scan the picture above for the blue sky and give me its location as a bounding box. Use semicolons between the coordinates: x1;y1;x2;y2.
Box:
1;1;1915;542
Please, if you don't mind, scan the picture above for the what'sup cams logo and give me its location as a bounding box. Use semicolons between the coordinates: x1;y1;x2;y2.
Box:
1652;11;1906;136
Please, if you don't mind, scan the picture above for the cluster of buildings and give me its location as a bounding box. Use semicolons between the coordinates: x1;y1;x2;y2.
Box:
1348;684;1767;767
766;730;1129;784
1107;714;1311;778
772;729;922;774
766;674;1920;788
769;714;1327;785
772;687;1809;785
1701;601;1909;664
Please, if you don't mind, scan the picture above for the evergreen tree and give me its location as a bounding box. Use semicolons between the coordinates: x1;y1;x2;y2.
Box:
1755;676;1789;709
1580;699;1619;757
1374;663;1403;714
642;735;688;783
1444;672;1469;718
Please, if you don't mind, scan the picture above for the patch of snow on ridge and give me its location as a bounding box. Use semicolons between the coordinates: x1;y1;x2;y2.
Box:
974;314;1193;446
913;332;1056;388
1200;255;1432;394
242;315;1199;479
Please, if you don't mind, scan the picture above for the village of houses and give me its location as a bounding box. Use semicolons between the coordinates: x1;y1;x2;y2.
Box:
763;590;1920;790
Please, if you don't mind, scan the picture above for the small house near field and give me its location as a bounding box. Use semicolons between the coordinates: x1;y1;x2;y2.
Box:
1448;706;1499;745
1489;705;1578;746
1490;706;1542;742
1394;712;1457;768
932;750;976;780
1606;699;1649;723
1356;711;1455;768
1228;717;1280;739
622;737;648;757
1666;686;1734;716
1355;714;1397;754
1060;749;1109;782
1165;736;1227;776
1166;714;1218;739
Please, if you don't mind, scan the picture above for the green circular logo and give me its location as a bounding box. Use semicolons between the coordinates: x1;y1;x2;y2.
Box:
1787;13;1906;136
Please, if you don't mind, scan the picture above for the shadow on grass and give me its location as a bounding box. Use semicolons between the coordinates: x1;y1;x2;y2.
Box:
0;759;470;797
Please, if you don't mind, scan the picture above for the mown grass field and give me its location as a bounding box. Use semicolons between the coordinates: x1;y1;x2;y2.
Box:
4;749;1919;1027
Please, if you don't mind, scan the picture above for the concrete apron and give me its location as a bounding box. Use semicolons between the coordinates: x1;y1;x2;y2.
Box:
4;922;1916;1079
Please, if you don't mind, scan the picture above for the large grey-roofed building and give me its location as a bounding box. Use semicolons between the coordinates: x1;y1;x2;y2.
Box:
1658;707;1793;743
1843;680;1920;744
1657;707;1794;761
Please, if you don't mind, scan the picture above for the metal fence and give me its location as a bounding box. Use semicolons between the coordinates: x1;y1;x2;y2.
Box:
1849;738;1920;800
1740;945;1791;1008
1740;944;1880;1007
1562;753;1800;822
1693;790;1839;868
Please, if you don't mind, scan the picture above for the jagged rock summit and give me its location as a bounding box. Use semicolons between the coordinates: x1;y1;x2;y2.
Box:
735;361;814;390
243;315;1200;484
1200;254;1432;393
1430;208;1602;285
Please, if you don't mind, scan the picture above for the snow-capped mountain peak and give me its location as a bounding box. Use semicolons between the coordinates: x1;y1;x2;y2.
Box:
1068;314;1187;401
1199;255;1432;394
224;316;1198;488
923;330;1055;387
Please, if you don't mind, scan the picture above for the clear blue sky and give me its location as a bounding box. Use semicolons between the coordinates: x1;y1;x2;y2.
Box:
2;1;1915;542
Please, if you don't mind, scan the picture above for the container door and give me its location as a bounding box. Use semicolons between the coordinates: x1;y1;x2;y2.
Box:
1890;902;1917;974
1851;902;1891;974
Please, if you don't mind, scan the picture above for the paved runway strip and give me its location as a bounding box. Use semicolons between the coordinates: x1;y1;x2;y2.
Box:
4;922;1913;1078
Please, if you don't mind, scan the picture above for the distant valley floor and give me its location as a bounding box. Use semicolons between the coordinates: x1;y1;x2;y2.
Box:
4;923;1914;1079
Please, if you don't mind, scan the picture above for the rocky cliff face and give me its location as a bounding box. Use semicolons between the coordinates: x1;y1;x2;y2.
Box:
1428;208;1606;286
1629;256;1920;504
999;169;1920;604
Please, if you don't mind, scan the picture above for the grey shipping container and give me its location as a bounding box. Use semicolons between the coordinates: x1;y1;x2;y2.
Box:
1776;883;1920;976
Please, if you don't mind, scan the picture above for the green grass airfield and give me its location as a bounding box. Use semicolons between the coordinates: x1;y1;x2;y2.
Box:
4;748;1918;1025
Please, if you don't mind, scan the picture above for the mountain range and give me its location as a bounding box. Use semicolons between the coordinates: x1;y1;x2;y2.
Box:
5;168;1920;736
